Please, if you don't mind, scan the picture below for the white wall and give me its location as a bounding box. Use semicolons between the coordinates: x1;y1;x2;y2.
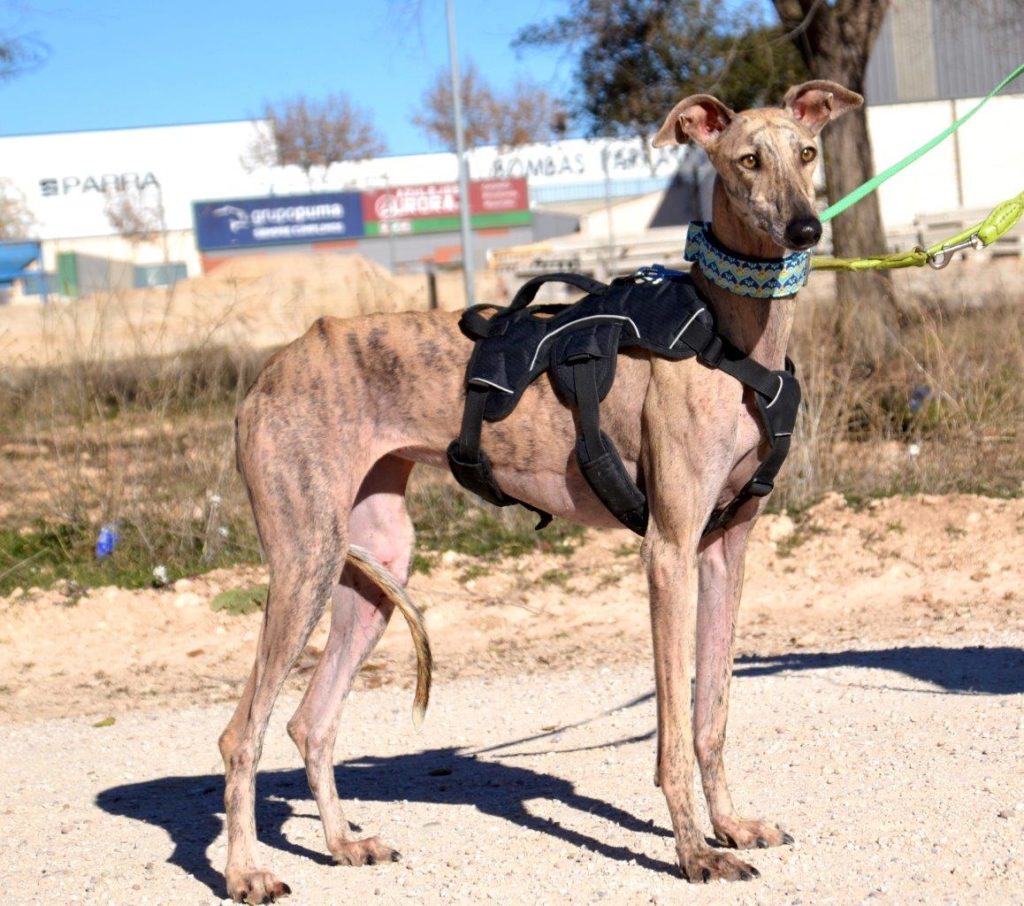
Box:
3;121;262;240
866;94;1024;226
578;192;665;238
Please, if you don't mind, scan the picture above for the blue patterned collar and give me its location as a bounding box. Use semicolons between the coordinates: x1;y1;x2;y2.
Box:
684;222;810;299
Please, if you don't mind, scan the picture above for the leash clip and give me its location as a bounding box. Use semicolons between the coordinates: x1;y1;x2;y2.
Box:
634;264;684;285
927;233;984;269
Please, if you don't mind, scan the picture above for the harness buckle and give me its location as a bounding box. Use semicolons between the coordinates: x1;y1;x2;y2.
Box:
697;334;725;368
634;264;685;285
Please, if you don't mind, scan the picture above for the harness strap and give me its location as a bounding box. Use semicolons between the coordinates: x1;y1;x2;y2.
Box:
571;357;649;535
702;358;797;535
507;272;609;312
572;356;605;460
703;433;791;534
446;387;554;529
679;316;781;399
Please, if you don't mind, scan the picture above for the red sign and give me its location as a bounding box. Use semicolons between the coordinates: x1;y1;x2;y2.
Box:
469;178;529;214
362;178;528;223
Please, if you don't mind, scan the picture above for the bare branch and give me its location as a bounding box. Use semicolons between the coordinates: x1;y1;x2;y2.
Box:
103;187;164;246
413;62;568;151
0;179;35;240
250;93;387;183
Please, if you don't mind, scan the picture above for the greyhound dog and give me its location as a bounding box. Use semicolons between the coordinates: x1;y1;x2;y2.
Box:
219;80;862;902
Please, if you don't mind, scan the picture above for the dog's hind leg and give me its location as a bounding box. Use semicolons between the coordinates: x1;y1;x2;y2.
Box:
287;455;415;867
222;542;343;903
221;425;354;903
695;506;792;851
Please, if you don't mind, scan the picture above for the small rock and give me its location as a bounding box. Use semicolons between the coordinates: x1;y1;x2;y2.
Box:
440;550;459;566
768;514;796;543
173;578;195;593
174;592;205;608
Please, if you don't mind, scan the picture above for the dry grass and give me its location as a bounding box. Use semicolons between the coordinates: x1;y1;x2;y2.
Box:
780;291;1024;510
0;279;1020;594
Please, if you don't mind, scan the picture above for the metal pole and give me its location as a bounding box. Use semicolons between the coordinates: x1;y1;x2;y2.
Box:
602;146;615;281
383;172;396;273
445;0;475;307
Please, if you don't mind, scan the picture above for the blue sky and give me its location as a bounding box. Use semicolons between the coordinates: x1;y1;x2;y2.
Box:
0;0;576;153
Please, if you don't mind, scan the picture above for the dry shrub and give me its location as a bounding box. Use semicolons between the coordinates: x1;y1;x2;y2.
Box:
0;292;270;591
780;288;1024;510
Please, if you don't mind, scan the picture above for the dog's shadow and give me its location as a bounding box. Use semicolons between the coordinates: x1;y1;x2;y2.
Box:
96;740;677;898
734;644;1024;695
95;643;1024;898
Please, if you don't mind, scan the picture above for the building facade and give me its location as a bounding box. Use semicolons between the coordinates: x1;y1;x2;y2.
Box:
1;1;1020;299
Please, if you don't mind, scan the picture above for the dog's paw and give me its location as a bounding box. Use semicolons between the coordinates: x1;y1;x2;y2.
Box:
678;846;759;883
713;817;794;850
226;868;291;904
331;835;402;867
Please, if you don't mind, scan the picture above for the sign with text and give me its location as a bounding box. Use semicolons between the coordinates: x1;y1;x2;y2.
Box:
362;178;529;236
193;192;365;251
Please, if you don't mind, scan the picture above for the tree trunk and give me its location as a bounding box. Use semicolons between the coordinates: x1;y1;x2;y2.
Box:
773;0;900;358
818;70;900;358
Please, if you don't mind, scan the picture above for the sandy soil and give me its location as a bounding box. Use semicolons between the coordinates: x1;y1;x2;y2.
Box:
1;493;1022;903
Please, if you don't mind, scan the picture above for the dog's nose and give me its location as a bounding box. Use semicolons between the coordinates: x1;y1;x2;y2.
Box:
784;216;822;249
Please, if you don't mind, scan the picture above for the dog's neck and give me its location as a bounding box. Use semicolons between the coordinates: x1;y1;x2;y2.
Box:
690;181;798;371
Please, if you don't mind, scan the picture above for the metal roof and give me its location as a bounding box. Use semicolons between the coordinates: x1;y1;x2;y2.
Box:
865;0;1024;104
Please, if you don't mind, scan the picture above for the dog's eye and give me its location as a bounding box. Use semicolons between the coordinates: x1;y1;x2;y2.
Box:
801;146;817;164
739;154;758;170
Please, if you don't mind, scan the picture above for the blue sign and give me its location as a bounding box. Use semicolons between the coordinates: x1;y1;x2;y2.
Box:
192;192;365;251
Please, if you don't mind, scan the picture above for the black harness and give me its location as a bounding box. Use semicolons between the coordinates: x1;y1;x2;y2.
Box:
446;267;800;537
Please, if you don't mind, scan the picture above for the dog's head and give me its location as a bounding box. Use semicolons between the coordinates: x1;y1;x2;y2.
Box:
652;81;863;251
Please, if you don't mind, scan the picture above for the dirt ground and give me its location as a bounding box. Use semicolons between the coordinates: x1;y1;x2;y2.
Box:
1;493;1023;903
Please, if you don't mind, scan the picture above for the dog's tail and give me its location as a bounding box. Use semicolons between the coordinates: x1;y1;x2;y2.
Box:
346;543;432;726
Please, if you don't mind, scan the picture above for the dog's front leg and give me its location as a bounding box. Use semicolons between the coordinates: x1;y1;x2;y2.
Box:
643;522;759;883
695;507;794;851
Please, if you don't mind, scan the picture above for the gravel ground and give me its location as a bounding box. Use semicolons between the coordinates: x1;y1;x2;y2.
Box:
3;630;1022;906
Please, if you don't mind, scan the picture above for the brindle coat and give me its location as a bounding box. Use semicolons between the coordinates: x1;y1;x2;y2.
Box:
219;80;862;903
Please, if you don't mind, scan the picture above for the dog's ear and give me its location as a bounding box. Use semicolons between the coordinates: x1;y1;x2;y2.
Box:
783;81;863;134
652;95;736;149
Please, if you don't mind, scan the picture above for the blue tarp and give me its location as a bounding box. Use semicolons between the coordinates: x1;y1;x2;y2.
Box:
0;240;41;282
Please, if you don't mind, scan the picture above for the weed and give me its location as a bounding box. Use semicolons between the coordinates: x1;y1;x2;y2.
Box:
408;477;586;561
0;517;260;598
538;567;572;588
411;552;434;575
775;517;825;559
458;563;490;582
210;585;268;616
860;528;883;546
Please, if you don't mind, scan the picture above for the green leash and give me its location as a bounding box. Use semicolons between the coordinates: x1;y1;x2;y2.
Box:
811;60;1024;271
812;189;1024;271
820;60;1024;223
